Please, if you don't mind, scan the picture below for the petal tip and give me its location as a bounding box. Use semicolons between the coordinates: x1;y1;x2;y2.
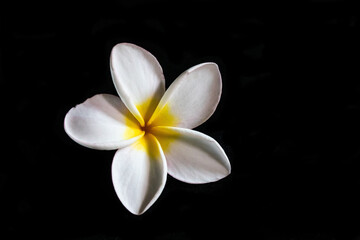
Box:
186;62;219;74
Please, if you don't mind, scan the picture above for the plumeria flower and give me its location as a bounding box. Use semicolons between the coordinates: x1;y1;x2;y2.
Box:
64;43;231;215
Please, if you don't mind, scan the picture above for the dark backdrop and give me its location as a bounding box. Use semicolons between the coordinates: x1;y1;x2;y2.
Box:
1;0;360;239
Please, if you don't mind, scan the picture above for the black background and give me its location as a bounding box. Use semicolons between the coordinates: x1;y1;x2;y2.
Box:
1;0;360;239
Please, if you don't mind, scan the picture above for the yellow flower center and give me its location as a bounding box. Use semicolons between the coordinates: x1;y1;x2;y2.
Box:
140;122;152;133
136;99;178;134
121;97;182;158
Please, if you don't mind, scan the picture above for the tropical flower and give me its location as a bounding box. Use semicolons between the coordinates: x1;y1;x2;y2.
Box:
64;43;231;215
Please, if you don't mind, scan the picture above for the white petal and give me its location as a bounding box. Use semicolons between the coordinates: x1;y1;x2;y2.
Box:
110;43;165;126
148;63;222;129
64;94;144;150
112;134;167;215
150;126;231;184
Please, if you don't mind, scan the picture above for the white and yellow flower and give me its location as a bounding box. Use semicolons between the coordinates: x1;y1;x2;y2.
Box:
64;43;231;215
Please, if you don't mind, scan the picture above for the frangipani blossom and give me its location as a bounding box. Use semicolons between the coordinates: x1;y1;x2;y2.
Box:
64;43;231;215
